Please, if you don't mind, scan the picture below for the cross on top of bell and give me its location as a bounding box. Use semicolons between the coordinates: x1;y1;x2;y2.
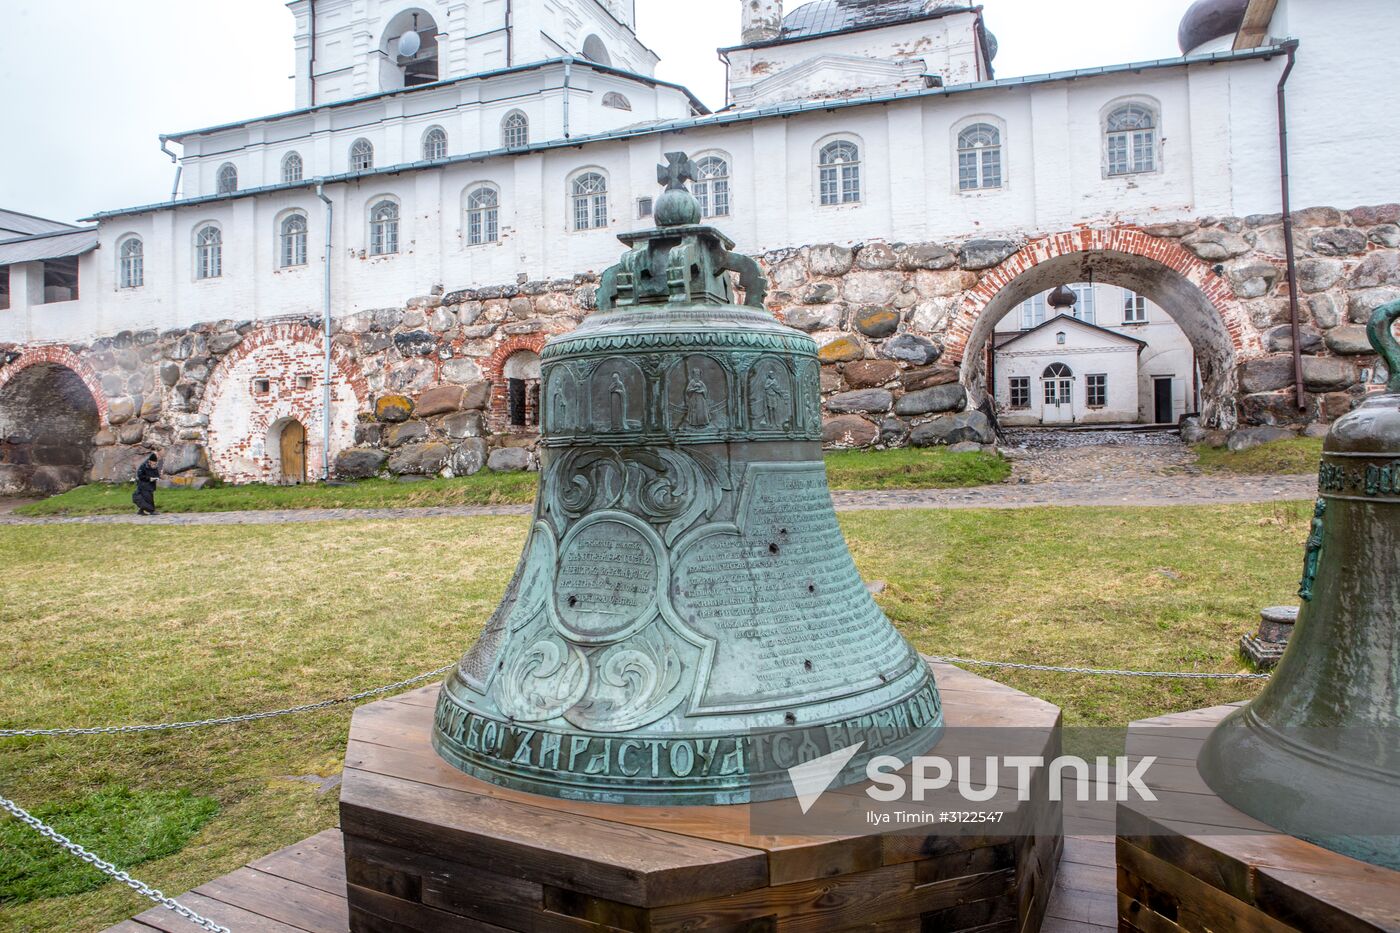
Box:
657;151;699;191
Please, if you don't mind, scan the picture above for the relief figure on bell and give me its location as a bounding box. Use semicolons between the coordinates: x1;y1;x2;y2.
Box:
590;358;643;432
667;355;727;431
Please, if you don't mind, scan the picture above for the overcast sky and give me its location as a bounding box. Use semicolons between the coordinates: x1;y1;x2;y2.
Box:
0;0;1196;224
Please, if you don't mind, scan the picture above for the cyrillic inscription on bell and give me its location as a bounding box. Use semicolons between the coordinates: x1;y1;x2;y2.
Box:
432;151;944;805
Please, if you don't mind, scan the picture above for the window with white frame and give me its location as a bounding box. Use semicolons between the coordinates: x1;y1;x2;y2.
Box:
466;185;499;245
1018;293;1046;329
818;140;861;205
118;236;144;288
502;111;529;148
195;225;222;279
422;126;447;161
350;138;374;171
369;200;399;255
601;92;632;111
1123;289;1148;323
694;155;731;218
282;151;304;183
957;123;1002;190
1086;373;1107;407
1069;283;1096;325
637;197;653;218
1009;376;1030;409
216;163;238;194
571;172;608;230
1106;103;1157;176
280;212;308;267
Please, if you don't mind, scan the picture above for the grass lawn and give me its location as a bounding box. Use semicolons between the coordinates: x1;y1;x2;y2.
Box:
13;448;1008;517
1192;436;1323;476
0;501;1308;931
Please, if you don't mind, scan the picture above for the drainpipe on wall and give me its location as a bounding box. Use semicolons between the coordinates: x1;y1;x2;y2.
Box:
316;180;334;482
1275;40;1304;411
309;0;317;106
159;135;182;202
563;56;573;139
505;0;513;67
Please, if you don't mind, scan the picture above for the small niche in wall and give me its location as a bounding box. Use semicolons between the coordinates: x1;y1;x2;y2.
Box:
252;377;272;395
296;375;314;390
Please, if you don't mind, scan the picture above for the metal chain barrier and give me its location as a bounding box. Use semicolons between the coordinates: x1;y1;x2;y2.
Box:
0;793;230;933
0;662;456;738
925;655;1272;680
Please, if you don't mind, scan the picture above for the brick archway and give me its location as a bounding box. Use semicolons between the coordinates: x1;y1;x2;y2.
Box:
200;322;370;483
0;345;108;424
484;333;548;431
946;226;1255;428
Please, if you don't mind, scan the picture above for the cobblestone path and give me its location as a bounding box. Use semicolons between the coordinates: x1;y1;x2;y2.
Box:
0;475;1315;527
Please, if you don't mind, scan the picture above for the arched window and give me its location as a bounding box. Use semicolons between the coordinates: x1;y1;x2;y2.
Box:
280;212;308;268
1106;103;1157;176
195;225;222;279
503;350;542;427
1044;363;1072;377
350;138;374;172
282;151;304;183
466;185;499;245
369;200;399;255
216;163;238;194
422;126;447;161
602;92;632;111
818;140;861;205
118;236;143;289
957;123;1002;190
502;111;529;149
694;155;731;218
571;172;608;231
581;35;611;66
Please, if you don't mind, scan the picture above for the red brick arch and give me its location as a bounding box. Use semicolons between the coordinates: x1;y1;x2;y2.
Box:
484;333;548;431
0;345;108;423
943;226;1253;366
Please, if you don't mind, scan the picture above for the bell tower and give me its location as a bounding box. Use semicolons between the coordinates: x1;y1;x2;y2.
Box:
741;0;783;44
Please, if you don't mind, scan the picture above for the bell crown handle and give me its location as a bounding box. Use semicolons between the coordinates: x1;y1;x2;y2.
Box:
1367;299;1400;394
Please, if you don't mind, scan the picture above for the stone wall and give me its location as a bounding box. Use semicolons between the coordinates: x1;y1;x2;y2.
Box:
1;209;1397;492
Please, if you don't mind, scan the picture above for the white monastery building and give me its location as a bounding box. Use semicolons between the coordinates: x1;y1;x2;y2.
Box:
2;0;1400;491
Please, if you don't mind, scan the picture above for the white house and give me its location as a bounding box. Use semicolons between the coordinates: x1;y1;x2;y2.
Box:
994;284;1198;425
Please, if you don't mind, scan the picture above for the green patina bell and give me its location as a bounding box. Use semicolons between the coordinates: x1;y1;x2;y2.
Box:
1198;299;1400;869
432;152;943;805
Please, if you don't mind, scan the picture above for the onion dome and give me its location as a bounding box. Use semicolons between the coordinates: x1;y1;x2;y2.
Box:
1178;0;1250;55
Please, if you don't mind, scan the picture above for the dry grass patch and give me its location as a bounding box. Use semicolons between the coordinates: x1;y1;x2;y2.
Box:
0;502;1309;930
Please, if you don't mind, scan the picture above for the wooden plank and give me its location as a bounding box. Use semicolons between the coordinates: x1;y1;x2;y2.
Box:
129;891;321;933
249;829;347;897
195;866;349;933
1061;836;1115;870
1117;840;1296;933
341;766;768;908
343;834;604;933
346;703;890;888
103;923;164;933
347;882;518;933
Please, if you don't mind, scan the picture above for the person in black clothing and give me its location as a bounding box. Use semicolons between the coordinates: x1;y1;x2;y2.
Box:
133;453;159;515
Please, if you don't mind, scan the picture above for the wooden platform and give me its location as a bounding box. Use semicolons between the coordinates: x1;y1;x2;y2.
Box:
1117;704;1400;932
107;664;1118;932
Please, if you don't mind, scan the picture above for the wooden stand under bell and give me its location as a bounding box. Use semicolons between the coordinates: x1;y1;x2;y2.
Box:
340;661;1065;933
1117;704;1400;932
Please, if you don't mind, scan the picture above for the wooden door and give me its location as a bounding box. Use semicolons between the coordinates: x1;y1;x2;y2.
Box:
280;420;306;484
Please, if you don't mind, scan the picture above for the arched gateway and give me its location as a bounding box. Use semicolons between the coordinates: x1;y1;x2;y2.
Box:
0;347;106;494
945;228;1254;428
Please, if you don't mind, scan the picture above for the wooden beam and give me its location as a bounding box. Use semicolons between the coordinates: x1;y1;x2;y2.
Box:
1234;0;1280;50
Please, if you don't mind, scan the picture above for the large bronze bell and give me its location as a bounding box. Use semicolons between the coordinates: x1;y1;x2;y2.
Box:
431;153;943;805
1198;299;1400;869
